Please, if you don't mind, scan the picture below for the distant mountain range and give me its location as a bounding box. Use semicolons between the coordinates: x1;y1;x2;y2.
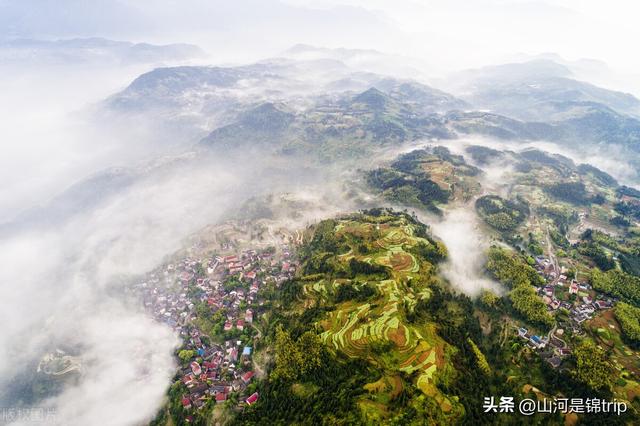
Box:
447;58;640;123
0;37;204;65
9;47;640;231
106;51;640;153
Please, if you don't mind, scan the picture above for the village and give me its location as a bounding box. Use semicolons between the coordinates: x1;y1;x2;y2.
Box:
128;235;300;421
515;255;616;369
128;214;625;422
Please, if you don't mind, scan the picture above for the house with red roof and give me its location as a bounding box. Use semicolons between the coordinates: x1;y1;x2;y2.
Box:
229;266;244;274
224;255;238;263
569;282;579;294
190;361;201;376
215;393;227;404
227;347;238;362
181;396;192;409
241;371;254;384
182;373;196;387
246;392;259;405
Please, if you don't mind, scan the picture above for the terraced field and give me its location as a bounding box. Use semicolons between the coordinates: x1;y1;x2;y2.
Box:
586;310;640;401
299;213;463;422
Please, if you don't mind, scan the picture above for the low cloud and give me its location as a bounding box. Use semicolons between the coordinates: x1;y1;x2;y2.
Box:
0;138;367;425
0;160;241;425
437;135;640;188
429;207;504;297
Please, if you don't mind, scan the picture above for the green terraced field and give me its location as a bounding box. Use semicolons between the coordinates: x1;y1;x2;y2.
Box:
299;212;463;422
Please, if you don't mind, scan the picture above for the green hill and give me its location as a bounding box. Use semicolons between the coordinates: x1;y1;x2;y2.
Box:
236;209;492;424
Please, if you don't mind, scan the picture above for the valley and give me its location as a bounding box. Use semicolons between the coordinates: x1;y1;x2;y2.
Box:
4;34;640;426
139;138;640;424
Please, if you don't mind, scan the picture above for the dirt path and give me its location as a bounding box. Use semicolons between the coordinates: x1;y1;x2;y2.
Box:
251;323;262;340
548;324;567;348
544;226;560;285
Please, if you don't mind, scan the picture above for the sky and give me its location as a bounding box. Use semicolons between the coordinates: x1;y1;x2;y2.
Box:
1;0;639;72
281;0;640;73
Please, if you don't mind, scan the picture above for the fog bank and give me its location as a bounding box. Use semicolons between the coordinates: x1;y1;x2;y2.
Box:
430;207;504;297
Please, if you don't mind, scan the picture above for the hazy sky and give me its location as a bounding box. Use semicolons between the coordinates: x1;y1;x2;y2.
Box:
282;0;640;73
2;0;638;73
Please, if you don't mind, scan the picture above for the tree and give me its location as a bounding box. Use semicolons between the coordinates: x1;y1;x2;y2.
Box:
486;247;544;288
272;325;298;381
178;350;194;362
271;325;322;382
468;338;491;375
544;181;590;205
509;285;554;328
297;331;322;373
591;269;640;307
614;302;640;345
475;195;528;231
571;340;613;392
479;289;499;308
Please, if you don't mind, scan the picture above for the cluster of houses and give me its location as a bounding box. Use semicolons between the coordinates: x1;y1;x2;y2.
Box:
129;242;300;418
533;256;615;324
514;256;619;369
178;328;258;412
518;327;549;350
517;326;571;369
208;248;297;331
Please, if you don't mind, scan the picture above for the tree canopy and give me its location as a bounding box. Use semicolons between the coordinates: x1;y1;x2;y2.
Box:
614;302;640;345
571;340;614;392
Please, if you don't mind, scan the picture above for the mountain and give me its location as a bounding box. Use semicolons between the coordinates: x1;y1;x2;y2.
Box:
235;210;473;424
112;61;640;160
375;79;469;113
468;76;640;122
109;65;249;110
237;102;296;132
279;44;428;80
199;102;296;151
11;48;640;425
450;59;572;87
0;37;204;65
552;102;640;149
198;88;455;160
350;87;392;111
104;55;466;154
0;167;138;235
450;59;640;121
442;110;558;140
439;59;640;157
194;76;640;161
506;53;614;85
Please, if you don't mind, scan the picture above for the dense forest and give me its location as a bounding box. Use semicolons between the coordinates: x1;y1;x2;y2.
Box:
475;195;529;232
366;147;480;213
591;269;640;307
485;247;554;328
614;302;640;346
